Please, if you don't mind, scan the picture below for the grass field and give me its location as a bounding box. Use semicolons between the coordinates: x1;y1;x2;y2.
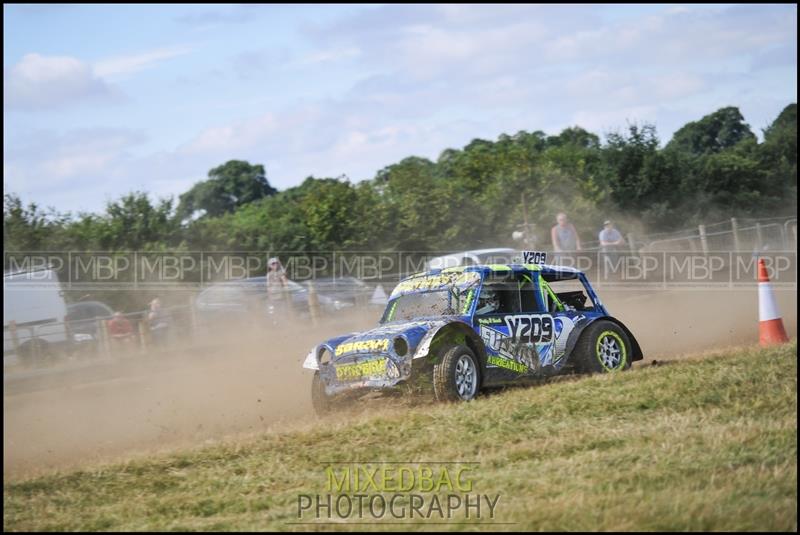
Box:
4;343;797;531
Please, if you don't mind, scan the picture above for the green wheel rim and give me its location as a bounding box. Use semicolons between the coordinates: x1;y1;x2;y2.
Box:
595;330;627;371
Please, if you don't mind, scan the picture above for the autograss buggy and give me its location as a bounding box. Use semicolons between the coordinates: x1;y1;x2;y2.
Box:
303;256;643;414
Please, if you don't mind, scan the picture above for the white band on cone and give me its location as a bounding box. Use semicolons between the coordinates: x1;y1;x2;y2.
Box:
758;282;781;321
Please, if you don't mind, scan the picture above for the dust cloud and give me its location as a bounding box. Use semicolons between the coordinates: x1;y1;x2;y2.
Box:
3;288;796;479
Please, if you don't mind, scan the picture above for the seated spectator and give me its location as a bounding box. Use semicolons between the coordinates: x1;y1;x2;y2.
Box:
107;311;135;347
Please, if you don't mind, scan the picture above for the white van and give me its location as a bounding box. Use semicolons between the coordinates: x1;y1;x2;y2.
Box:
3;268;70;362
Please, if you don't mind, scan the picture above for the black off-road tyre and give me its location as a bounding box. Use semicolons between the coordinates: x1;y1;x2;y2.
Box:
433;345;481;402
573;320;632;374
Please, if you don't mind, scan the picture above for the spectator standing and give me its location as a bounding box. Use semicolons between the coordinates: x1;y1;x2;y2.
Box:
598;220;625;252
148;298;170;345
266;257;288;296
266;257;291;321
550;212;582;252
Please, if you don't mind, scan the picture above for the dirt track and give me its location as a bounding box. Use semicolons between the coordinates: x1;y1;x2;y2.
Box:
4;288;796;478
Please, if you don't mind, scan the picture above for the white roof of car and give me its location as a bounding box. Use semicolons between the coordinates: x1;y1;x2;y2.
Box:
425;248;517;270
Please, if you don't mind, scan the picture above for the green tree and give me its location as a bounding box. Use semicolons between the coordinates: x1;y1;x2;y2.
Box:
177;160;277;220
666;106;757;156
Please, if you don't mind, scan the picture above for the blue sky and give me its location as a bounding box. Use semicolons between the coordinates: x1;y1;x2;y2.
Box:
4;4;797;213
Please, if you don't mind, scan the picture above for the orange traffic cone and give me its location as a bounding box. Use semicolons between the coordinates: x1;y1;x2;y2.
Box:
758;258;789;346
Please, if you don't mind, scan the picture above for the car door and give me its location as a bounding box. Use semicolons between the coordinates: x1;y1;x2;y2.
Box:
539;273;599;369
473;272;542;385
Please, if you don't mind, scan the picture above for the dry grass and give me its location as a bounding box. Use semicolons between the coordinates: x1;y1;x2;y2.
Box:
4;342;797;531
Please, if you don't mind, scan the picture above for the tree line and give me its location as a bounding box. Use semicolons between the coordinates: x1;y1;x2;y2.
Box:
4;104;796;254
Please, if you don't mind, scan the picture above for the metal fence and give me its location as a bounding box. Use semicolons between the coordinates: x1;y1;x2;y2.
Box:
640;217;797;253
3;282;385;368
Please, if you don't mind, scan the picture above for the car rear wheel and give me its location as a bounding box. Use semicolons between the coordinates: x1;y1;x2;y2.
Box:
433;345;480;402
574;320;632;374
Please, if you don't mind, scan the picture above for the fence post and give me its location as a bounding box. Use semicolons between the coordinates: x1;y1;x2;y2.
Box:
139;316;150;354
755;222;764;251
307;281;320;326
626;233;637;255
31;326;41;360
9;320;19;356
188;294;197;334
284;284;295;320
698;224;709;255
730;218;741;251
97;318;111;358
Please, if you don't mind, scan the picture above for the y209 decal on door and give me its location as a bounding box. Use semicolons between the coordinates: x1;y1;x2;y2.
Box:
504;314;554;344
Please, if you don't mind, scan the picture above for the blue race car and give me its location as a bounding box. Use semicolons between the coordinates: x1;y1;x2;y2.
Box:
302;255;643;414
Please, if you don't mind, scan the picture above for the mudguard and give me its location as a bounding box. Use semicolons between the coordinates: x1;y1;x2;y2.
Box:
413;319;487;367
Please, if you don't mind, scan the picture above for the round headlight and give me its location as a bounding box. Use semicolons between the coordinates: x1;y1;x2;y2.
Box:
393;336;408;357
319;347;332;365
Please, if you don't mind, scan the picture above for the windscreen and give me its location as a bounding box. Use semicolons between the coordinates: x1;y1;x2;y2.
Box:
383;270;481;322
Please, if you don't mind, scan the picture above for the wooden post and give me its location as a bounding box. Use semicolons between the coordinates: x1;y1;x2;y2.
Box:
188;294;197;334
307;281;320;325
755;222;764;251
138;316;150;354
97;318;111;358
31;327;41;361
626;233;637;255
9;320;19;356
284;283;295;320
698;224;709;255
730;218;741;251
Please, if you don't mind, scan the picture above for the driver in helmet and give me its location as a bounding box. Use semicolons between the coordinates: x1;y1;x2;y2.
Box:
476;287;500;315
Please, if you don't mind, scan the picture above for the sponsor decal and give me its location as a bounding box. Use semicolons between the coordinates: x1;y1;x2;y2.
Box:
336;358;388;380
335;338;390;356
391;271;480;298
477;317;502;325
480;325;540;372
487;355;528;373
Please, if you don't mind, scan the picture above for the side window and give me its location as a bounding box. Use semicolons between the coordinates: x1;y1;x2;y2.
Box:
541;275;595;312
517;273;543;313
475;282;520;315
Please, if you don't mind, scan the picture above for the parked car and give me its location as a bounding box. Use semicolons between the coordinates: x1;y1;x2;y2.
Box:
195;276;350;324
425;248;517;270
308;276;371;306
65;301;115;338
4;268;70;364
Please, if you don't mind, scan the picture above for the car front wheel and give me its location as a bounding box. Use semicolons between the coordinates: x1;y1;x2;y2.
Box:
433;345;481;402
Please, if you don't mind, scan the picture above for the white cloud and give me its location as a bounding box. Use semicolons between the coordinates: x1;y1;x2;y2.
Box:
4;4;795;212
4;53;114;111
179;112;280;154
93;45;192;79
5;128;146;196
